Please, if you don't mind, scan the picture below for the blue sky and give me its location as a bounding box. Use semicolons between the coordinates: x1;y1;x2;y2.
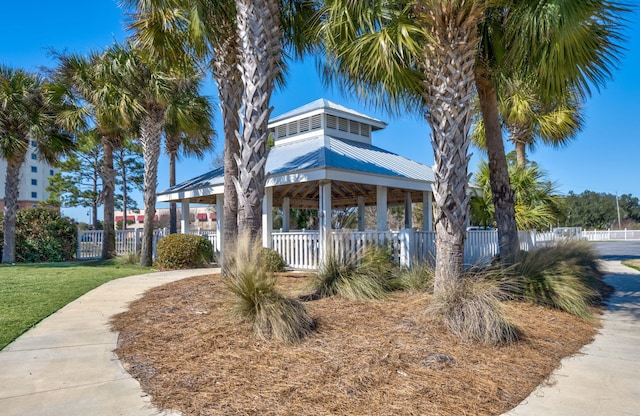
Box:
2;1;639;223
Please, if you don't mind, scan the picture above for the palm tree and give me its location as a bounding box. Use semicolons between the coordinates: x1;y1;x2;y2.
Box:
471;154;565;230
55;51;133;259
99;42;203;266
164;88;215;234
472;77;584;168
474;1;629;263
0;66;74;263
319;0;484;292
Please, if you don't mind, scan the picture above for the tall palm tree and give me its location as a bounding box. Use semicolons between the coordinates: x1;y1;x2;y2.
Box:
55;51;133;259
100;42;202;266
0;66;74;263
471;77;584;168
164;88;215;234
319;0;485;292
475;0;628;263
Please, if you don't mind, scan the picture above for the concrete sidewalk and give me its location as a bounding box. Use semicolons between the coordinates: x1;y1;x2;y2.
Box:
0;268;219;416
505;260;640;415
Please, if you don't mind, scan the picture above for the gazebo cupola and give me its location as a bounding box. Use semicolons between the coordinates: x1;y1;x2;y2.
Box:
268;98;387;146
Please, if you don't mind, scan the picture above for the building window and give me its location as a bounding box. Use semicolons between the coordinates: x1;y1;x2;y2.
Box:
31;153;37;160
31;192;37;199
31;166;37;173
31;179;37;186
50;169;54;176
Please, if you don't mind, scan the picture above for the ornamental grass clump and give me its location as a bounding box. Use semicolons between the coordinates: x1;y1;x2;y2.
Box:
428;273;519;346
513;240;602;318
311;245;395;301
390;262;435;292
225;234;314;344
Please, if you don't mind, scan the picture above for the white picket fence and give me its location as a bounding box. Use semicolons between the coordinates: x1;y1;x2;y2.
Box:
270;229;553;270
77;226;638;267
77;228;217;260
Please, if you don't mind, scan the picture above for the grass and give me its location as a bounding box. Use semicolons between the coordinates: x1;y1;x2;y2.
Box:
0;258;153;350
623;259;640;272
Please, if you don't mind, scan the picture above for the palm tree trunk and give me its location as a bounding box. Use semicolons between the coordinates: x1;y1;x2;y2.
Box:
168;149;177;234
122;158;128;231
419;2;483;295
513;137;527;167
2;153;26;263
139;108;165;267
101;136;117;259
475;71;520;264
213;28;242;274
234;0;281;239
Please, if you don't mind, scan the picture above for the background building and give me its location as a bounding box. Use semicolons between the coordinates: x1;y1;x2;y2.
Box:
0;141;58;210
114;206;216;231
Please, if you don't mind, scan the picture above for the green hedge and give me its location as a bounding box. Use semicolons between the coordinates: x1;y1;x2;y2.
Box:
0;207;77;263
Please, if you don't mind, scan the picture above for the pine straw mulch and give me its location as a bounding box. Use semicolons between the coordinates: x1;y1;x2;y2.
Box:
110;272;600;416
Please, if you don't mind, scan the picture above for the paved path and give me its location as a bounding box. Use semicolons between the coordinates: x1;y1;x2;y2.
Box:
505;260;640;416
0;268;219;416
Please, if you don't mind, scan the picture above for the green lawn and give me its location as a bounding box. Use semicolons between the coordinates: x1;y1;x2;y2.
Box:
0;259;154;350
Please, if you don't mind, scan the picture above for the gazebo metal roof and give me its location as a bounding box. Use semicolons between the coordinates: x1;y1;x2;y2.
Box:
157;99;435;208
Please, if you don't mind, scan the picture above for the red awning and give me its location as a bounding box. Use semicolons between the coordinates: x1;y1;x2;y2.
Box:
115;216;123;222
154;215;159;221
137;215;145;222
209;213;216;220
197;213;207;221
126;216;135;221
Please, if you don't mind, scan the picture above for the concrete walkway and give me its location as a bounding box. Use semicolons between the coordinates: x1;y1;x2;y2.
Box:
0;268;219;416
505;260;640;416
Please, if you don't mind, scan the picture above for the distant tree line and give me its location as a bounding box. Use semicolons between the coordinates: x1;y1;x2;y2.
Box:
560;191;640;230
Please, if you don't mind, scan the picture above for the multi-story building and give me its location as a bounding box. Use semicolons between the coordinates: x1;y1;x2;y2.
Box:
0;140;58;210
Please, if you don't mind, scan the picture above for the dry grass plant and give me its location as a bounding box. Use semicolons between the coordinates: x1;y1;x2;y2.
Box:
225;233;314;344
513;240;602;318
428;272;520;346
310;245;394;300
390;261;435;292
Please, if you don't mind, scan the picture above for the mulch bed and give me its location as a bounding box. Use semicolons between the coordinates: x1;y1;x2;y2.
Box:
111;272;599;416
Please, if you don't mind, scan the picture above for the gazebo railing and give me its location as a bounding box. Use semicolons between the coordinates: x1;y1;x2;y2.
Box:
272;231;320;269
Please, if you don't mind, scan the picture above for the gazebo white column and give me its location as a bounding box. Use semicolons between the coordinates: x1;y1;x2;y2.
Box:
319;181;332;264
422;191;433;231
262;187;273;248
404;192;413;229
180;199;190;234
282;197;290;232
215;194;224;252
376;185;388;231
357;195;365;232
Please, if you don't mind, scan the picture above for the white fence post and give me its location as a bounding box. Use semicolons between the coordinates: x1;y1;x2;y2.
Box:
399;228;414;268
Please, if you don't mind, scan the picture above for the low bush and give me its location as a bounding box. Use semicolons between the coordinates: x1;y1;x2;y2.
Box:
156;234;213;269
512;241;602;318
310;246;395;300
225;234;314;344
0;208;77;263
428;274;519;346
261;247;286;272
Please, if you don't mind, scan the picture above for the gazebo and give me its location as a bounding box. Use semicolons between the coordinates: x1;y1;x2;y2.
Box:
157;99;437;268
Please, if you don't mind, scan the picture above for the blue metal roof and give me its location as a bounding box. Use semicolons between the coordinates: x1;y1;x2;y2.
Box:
158;136;434;197
269;98;386;129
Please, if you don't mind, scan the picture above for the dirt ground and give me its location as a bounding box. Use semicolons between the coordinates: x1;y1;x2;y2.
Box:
111;272;600;416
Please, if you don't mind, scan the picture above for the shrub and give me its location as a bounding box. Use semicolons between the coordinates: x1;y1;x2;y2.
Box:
156;234;213;269
512;240;602;318
261;247;286;272
0;208;77;262
225;234;314;344
310;246;395;300
428;274;519;346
